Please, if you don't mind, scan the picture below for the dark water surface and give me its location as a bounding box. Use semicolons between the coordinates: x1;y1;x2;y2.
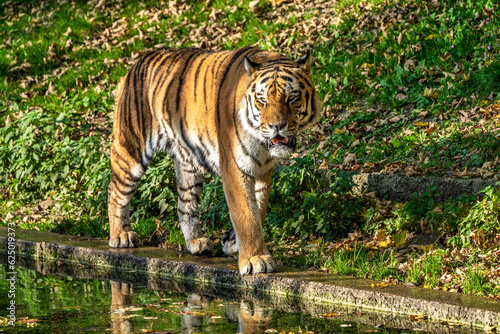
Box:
0;263;470;333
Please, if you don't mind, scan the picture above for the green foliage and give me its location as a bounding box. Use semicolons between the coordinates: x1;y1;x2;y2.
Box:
266;156;363;241
0;108;110;219
463;183;500;233
465;59;500;99
406;249;445;288
199;176;231;232
462;268;493;296
447;183;500;247
131;154;177;221
387;189;438;234
365;183;500;250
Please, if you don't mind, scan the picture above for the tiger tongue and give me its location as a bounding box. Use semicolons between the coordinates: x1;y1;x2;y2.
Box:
271;135;289;145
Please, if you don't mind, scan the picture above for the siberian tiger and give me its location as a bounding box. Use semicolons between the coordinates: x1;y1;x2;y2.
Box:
108;46;321;275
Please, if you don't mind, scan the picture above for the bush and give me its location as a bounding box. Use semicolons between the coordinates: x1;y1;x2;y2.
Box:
266;156;363;241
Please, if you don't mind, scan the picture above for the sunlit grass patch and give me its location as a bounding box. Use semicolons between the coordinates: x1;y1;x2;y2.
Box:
324;244;400;280
405;250;444;288
462;267;493;296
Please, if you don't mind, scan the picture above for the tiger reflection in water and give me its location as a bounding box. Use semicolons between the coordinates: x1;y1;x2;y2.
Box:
109;281;272;333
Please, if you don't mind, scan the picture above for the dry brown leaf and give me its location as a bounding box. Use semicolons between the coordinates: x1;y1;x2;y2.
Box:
63;27;73;36
395;93;407;101
420;219;431;234
410;314;427;321
348;230;362;242
424;122;436;135
342;152;356;170
45;81;56;96
390;115;405;123
451;248;465;262
316;140;326;151
469;231;485;246
374;229;386;242
318;159;329;170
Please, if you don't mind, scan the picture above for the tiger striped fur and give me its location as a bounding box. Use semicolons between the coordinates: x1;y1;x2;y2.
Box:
108;46;321;275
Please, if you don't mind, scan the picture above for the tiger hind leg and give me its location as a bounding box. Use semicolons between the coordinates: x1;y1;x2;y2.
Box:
108;142;145;248
175;162;212;255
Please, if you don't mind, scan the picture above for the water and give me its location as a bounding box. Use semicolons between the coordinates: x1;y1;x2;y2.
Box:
0;263;475;333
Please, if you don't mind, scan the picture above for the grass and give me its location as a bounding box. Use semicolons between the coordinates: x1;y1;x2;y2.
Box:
1;0;500;298
325;244;400;280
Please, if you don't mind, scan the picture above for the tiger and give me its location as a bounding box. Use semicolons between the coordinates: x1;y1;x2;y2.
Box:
107;46;322;275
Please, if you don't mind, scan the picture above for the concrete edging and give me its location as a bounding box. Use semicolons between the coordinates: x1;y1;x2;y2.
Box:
352;173;497;203
0;228;499;332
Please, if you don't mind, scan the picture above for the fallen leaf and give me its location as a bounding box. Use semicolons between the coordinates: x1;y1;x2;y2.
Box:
469;231;485;246
322;312;342;317
370;282;396;289
424;123;436;135
395;93;407;101
45;81;56;96
378;240;390;248
420;219;431;234
423;87;438;99
421;244;434;252
460;73;470;84
63;27;73;36
249;0;261;13
410;314;427;321
316;140;326;151
348;230;362;242
374;229;386;242
393;231;407;247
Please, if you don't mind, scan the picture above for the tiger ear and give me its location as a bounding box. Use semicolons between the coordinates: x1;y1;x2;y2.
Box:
296;50;311;74
244;57;260;76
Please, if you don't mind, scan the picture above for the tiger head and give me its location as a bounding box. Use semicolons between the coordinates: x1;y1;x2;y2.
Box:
243;51;322;159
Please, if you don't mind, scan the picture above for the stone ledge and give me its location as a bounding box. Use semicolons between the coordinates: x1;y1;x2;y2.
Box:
1;227;499;332
352;173;497;203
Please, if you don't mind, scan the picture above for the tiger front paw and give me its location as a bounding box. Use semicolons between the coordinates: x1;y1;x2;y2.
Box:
109;231;139;248
187;237;213;255
239;255;276;275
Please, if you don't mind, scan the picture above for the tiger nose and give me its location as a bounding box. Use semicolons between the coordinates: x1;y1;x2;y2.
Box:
267;122;287;131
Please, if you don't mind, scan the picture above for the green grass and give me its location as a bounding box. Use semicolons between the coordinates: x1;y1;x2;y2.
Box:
325;244;400;281
406;250;444;288
462;268;493;296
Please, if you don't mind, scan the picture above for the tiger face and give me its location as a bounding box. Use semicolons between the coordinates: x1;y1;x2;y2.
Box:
242;52;321;159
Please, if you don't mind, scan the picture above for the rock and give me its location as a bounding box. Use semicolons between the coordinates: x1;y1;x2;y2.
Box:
352;173;497;203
